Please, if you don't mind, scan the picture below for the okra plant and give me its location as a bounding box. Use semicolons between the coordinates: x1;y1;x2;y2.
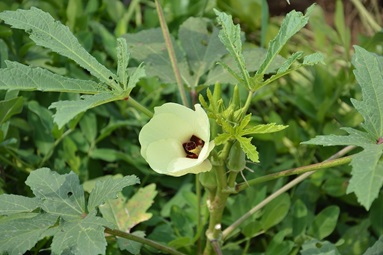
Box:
0;1;382;254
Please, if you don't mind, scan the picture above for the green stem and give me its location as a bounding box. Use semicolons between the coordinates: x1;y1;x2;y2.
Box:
203;177;230;255
235;156;352;193
154;0;189;108
104;227;186;255
235;90;253;121
223;146;355;240
227;171;239;189
203;141;233;254
242;91;254;114
126;97;153;118
196;174;202;254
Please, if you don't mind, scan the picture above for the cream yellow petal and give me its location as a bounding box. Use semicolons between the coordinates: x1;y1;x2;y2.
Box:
192;104;210;141
167;158;212;176
166;141;215;176
198;140;215;161
154;103;195;118
139;103;215;177
145;138;185;174
154;103;210;141
139;112;194;158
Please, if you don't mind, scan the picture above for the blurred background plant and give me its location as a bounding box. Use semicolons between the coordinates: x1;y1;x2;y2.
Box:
0;0;382;254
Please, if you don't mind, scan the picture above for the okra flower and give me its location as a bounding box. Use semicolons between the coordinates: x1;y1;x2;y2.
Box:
139;103;215;177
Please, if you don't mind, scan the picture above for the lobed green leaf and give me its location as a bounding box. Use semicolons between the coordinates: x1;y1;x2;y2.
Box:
214;9;251;88
302;127;375;147
240;123;288;136
277;51;303;73
49;92;119;129
117;38;130;88
302;47;383;209
205;47;285;85
124;184;157;229
0;213;58;255
87;175;140;213
100;184;157;231
0;61;105;93
351;46;383;139
254;5;314;79
127;64;146;90
237;114;252;132
303;52;325;65
347;145;383;209
51;212;108;255
25;168;85;220
237;136;259;163
0;195;40;215
303;129;383;209
214;133;232;145
0;168;141;255
0;7;118;86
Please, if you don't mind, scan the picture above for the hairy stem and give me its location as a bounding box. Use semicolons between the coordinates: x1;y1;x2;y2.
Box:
203;182;229;255
105;227;186;255
196;174;202;254
235;155;352;192
203;141;235;254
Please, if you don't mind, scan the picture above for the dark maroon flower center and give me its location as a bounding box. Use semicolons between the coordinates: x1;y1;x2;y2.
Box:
183;135;205;159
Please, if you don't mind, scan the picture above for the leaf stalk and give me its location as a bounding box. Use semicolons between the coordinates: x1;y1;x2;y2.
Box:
105;227;186;255
235;155;352;193
126;97;154;118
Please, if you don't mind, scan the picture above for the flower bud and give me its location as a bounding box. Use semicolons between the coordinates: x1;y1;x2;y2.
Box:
227;141;246;172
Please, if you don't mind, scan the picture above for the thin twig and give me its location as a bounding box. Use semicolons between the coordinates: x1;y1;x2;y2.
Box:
105;227;186;255
222;146;355;240
235;156;352;193
154;0;189;107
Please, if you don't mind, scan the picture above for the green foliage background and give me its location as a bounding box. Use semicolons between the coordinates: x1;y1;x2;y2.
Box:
0;0;382;254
